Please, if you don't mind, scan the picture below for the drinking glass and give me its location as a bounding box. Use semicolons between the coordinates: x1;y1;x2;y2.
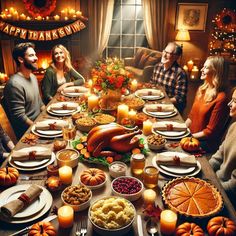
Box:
131;153;146;177
143;166;159;189
62;122;76;148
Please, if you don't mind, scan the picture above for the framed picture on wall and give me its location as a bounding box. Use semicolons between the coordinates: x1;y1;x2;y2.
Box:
176;3;208;31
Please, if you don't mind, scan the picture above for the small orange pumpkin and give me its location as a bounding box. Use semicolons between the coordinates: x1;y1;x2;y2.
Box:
207;216;236;236
80;168;106;186
176;222;204;236
0;167;19;186
180;137;200;152
28;221;56;236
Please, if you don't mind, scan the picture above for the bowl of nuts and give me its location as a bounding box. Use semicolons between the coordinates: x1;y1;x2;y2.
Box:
75;117;97;132
61;184;92;212
147;134;167;150
111;176;143;202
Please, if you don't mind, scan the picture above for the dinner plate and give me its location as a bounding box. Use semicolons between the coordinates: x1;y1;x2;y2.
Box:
9;153;55;171
47;102;80;116
135;89;164;100
11;147;51;168
0;185;53;223
0;185;46;219
143;107;178;118
61;86;89;97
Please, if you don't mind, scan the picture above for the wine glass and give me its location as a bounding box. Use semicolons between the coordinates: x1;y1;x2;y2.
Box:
62;121;76;148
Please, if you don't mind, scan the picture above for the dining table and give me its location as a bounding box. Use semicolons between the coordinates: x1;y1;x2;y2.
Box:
0;83;236;236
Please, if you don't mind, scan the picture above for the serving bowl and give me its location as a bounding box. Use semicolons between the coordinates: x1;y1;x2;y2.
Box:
75;117;97;132
111;176;143;201
147;134;167;150
56;148;79;168
109;161;127;178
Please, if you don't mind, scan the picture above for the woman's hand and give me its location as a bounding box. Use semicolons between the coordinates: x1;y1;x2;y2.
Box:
57;82;74;93
185;118;192;127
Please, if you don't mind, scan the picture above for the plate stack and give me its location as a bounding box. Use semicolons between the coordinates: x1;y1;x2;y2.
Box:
143;103;177;118
61;86;88;97
135;88;165;100
47;102;80;116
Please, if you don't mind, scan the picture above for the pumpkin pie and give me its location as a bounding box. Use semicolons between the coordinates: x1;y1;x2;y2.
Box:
162;177;223;218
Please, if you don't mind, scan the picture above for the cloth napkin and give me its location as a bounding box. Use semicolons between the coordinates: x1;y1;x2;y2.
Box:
11;149;51;161
145;104;175;112
50;103;78;111
138;90;161;97
35;121;66;131
154;122;187;131
0;184;43;218
63;87;83;93
156;154;197;167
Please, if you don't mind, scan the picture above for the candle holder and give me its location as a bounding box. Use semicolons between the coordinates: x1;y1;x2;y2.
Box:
45;176;62;192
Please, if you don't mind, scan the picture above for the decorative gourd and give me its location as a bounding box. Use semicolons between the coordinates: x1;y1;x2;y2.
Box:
207;216;236;236
176;222;204;236
0;167;19;186
80;168;106;186
28;221;56;236
180;137;200;152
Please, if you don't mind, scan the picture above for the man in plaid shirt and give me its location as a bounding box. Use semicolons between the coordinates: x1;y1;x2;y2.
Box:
151;42;188;113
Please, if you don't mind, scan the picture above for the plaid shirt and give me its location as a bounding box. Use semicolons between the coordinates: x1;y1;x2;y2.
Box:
151;61;188;110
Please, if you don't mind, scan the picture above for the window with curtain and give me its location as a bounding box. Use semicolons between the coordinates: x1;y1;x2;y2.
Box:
104;0;148;59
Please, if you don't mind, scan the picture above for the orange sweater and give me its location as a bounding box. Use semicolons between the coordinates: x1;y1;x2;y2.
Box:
188;92;229;151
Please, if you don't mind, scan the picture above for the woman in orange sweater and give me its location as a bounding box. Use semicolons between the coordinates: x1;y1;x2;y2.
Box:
185;56;229;152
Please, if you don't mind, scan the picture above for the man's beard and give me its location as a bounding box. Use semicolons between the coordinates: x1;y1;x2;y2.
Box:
24;59;38;71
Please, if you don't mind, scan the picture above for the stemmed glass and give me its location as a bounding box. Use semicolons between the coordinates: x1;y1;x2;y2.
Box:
62;120;76;148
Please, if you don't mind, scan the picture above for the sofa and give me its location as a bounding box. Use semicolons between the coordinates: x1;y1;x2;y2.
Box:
124;47;162;82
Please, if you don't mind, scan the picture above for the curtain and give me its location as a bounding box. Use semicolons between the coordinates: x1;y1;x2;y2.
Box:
88;0;114;59
143;0;169;50
1;40;15;76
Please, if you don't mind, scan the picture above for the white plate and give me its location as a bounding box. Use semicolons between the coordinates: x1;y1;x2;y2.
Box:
0;185;46;218
9;153;55;171
47;102;80;116
135;89;164;100
143;107;177;118
0;185;52;223
152;153;201;178
11;147;51;168
61;86;89;97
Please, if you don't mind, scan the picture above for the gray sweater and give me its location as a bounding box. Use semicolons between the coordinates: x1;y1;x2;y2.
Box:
3;73;43;140
209;122;236;199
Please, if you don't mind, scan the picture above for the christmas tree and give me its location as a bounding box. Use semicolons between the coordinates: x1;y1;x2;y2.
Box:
209;8;236;62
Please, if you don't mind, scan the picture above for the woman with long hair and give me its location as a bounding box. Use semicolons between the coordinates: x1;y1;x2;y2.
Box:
185;56;229;152
41;44;85;104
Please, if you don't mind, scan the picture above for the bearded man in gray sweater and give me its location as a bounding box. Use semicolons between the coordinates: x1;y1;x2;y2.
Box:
2;42;45;140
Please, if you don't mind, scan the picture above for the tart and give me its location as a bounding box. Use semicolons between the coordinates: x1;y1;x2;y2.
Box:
162;177;223;218
93;113;115;124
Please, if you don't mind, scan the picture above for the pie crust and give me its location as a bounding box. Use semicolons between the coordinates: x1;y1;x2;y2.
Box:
162;177;223;218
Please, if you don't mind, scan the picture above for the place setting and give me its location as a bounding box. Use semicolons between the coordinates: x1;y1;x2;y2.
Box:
152;121;190;140
61;86;89;97
143;103;178;118
135;88;165;100
47;101;80;116
8;146;55;171
152;151;201;178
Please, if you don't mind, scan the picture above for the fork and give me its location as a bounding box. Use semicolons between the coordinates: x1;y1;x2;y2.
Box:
80;216;88;236
75;221;81;236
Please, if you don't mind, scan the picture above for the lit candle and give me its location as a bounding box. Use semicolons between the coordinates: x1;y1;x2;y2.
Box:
0;13;6;19
54;15;60;21
183;65;188;72
13;11;19;21
6;14;12;20
69;9;75;18
61;9;68;18
36;15;42;21
128;109;137;121
160;210;178;235
26;16;31;21
190;66;199;80
58;205;74;228
187;60;194;71
142;189;157;205
117;104;129;124
88;94;99;111
88;79;93;88
59;166;72;185
64;16;69;21
9;7;14;15
76;11;82;17
142;120;152;136
130;79;138;91
46;176;62;191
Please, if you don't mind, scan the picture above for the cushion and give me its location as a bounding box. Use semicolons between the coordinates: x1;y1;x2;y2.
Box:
138;53;149;69
144;56;161;67
134;48;144;67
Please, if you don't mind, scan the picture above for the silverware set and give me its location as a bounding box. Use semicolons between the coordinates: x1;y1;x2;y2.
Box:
75;216;88;236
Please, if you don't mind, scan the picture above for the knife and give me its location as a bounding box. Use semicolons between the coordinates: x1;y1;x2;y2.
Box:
9;214;57;236
137;214;144;236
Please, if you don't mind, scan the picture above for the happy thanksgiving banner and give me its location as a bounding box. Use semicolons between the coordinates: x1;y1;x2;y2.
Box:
0;19;86;41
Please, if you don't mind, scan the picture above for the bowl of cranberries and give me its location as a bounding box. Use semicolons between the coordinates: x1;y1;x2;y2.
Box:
111;176;144;202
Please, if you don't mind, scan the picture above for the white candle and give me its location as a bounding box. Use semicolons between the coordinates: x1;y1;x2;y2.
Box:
142;189;157;205
160;210;177;235
61;9;68;18
190;66;199;80
54;15;60;21
128;109;137;121
20;13;26;20
183;65;188;72
88;94;99;111
142;120;152;136
59;166;72;185
117;104;129;124
187;60;194;71
130;79;138;91
58;206;74;228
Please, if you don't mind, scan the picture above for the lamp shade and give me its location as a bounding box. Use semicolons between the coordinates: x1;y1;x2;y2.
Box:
175;29;190;41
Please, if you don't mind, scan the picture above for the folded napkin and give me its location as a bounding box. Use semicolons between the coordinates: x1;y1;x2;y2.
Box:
35;121;66;131
138;90;161;97
156;154;197;167
154;122;187;131
11;149;51;161
145;104;175;112
0;184;43;218
50;103;78;111
63;87;82;93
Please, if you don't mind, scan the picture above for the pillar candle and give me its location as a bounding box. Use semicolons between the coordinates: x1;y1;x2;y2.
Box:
187;60;194;71
160;210;177;235
61;9;68;18
128;109;137;121
88;94;99;110
88;79;93;88
183;65;188;72
190;66;199;80
59;166;72;185
117;104;129;124
142;120;152;136
130;79;138;91
142;189;157;205
58;206;74;228
54;15;60;21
